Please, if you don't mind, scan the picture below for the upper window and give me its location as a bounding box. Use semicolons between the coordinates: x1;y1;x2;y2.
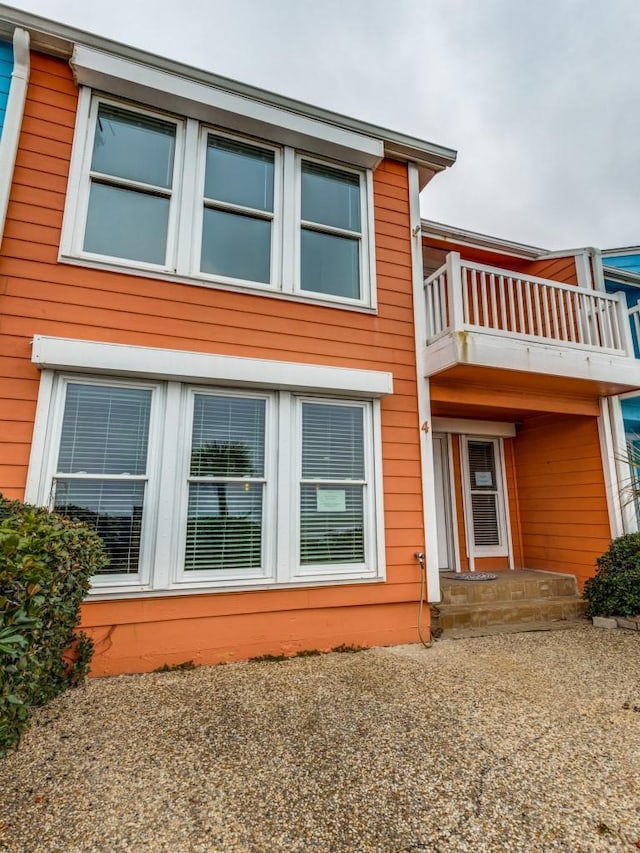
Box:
36;374;382;595
200;135;276;284
300;161;363;301
62;95;374;307
83;103;179;266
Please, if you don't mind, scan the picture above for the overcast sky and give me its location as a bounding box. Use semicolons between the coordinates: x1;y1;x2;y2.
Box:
9;0;640;250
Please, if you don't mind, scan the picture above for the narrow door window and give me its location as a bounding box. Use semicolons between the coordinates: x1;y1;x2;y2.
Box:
463;437;507;555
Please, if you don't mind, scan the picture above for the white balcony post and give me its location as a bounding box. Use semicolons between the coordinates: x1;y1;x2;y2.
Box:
446;251;464;330
615;293;634;356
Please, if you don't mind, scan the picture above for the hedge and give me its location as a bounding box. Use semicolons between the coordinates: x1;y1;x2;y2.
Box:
584;533;640;618
0;494;107;756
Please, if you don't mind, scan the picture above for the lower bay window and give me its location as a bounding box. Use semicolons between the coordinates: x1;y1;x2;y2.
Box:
35;374;383;596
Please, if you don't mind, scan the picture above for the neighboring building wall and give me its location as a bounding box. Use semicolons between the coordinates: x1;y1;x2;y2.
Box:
0;52;428;673
603;254;640;273
514;413;611;587
0;39;13;139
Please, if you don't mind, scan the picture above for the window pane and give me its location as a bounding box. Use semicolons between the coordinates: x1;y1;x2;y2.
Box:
58;384;152;476
91;105;175;188
301;229;360;299
201;208;271;282
467;441;497;491
300;484;364;565
191;394;265;477
302;403;364;480
185;483;263;571
301;162;361;232
84;183;170;264
471;494;500;546
54;479;145;575
205;136;274;212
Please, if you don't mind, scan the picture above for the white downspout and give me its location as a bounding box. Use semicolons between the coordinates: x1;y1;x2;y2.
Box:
408;163;440;604
0;27;30;248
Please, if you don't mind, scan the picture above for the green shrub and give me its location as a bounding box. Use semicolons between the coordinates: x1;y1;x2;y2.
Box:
584;534;640;618
0;494;107;756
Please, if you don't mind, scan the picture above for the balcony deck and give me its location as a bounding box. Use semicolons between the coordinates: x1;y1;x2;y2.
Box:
423;253;640;396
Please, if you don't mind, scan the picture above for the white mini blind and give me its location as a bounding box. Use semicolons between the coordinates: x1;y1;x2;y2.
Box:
53;383;152;575
300;402;365;565
185;394;266;572
466;440;500;547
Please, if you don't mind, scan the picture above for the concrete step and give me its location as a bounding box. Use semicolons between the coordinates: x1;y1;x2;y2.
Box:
439;570;579;606
434;595;588;632
439;618;587;641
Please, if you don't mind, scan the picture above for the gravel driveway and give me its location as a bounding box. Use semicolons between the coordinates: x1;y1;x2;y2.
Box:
1;625;639;852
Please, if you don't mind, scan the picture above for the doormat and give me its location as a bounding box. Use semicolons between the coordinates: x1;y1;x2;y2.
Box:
451;573;498;582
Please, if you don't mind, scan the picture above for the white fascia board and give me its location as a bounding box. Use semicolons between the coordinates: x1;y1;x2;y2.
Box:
31;336;394;398
432;417;516;437
423;331;640;393
71;46;384;170
420;219;545;259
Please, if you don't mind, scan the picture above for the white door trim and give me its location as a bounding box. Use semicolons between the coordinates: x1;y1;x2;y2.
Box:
460;435;512;569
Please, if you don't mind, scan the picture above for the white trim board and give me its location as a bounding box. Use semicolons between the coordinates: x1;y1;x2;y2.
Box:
31;336;394;398
432;418;516;438
0;27;29;249
71;46;384;170
423;331;640;393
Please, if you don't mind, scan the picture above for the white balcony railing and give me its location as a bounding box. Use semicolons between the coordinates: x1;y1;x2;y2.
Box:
425;252;634;356
629;303;640;358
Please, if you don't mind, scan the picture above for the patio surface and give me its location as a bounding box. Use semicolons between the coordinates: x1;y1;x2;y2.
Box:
1;624;639;852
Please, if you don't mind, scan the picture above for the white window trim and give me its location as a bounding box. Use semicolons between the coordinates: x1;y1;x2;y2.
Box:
191;127;282;288
31;336;393;398
293;396;377;580
172;386;278;587
293;154;375;308
460;435;509;559
26;341;389;598
34;374;165;591
62;94;185;274
60;90;378;310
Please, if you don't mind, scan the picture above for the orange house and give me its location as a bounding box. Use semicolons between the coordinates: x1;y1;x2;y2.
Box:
1;11;639;676
419;221;640;593
0;10;458;674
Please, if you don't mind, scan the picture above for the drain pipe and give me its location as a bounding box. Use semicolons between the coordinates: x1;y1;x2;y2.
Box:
0;27;30;250
408;162;442;619
415;551;439;648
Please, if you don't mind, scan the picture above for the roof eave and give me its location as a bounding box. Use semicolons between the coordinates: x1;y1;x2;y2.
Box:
0;3;457;178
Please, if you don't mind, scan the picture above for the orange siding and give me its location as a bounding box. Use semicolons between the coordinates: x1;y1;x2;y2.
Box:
522;255;579;285
514;413;611;586
0;52;429;673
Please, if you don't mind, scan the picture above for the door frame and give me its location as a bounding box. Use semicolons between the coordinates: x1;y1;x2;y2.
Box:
432;432;459;572
460;434;514;572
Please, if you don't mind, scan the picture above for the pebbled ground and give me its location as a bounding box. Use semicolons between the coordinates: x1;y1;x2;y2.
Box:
1;624;639;852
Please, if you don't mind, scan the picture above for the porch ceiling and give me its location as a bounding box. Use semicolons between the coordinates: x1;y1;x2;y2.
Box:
429;365;612;419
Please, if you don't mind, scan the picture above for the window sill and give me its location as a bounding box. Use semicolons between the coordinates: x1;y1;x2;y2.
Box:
85;573;386;601
58;253;378;315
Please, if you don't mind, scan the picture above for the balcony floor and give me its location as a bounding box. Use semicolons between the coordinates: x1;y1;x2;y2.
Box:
424;329;640;400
